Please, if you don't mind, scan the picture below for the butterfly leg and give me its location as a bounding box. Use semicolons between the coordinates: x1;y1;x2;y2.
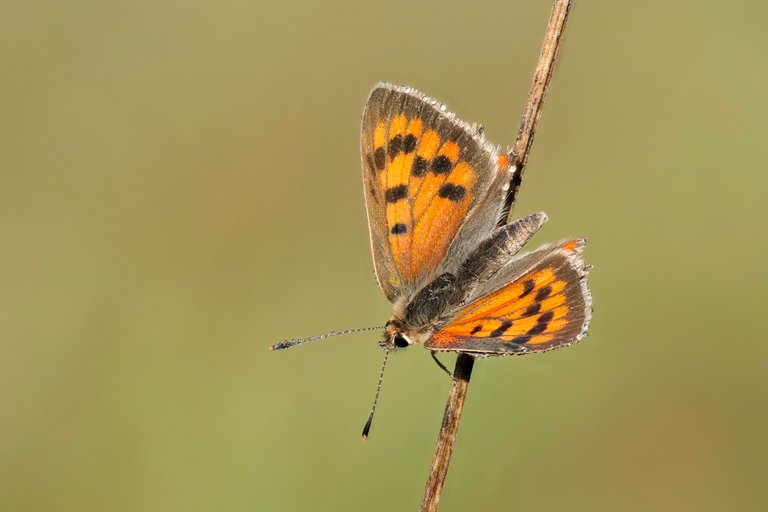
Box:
430;351;454;380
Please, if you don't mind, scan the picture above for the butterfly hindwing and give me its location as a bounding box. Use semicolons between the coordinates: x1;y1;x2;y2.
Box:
425;239;592;355
361;83;511;302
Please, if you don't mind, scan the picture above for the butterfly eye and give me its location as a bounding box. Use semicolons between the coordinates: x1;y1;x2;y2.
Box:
393;334;410;348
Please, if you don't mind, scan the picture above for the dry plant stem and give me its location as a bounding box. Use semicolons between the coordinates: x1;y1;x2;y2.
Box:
505;0;572;223
420;353;475;512
420;1;573;511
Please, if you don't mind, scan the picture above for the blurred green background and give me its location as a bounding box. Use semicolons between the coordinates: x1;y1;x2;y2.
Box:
2;1;767;510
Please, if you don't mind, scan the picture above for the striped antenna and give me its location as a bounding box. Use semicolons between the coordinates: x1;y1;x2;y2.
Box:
361;349;390;440
269;326;383;351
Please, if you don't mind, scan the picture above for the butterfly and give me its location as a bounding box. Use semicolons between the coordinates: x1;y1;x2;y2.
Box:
272;83;592;437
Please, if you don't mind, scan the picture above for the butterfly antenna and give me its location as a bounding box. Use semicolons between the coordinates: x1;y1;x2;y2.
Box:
270;326;383;351
361;349;390;440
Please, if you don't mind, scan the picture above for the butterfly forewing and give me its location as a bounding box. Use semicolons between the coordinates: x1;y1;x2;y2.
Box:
361;83;507;302
425;240;591;355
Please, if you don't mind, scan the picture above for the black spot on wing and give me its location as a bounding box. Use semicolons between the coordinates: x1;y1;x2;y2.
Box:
390;223;407;235
403;134;417;153
438;183;466;201
388;134;403;158
470;324;482;335
511;335;532;344
535;285;552;301
431;155;452;175
374;147;386;170
385;184;408;203
520;280;535;298
522;303;541;317
489;320;513;338
527;323;547;335
412;156;428;177
538;311;554;323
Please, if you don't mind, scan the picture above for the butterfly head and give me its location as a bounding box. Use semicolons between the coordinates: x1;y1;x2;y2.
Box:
381;319;414;351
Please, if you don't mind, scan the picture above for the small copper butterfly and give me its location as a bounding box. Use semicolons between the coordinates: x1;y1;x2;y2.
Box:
272;84;592;437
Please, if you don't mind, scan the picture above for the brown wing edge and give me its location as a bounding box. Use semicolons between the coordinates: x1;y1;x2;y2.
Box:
368;82;499;158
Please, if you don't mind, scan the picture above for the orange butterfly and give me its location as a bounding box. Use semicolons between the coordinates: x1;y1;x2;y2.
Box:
273;84;592;437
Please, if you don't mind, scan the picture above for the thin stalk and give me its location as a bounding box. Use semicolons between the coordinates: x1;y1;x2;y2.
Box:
419;2;573;510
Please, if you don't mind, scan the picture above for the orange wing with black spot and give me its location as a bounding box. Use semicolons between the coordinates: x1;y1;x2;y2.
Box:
361;84;511;302
425;239;592;355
